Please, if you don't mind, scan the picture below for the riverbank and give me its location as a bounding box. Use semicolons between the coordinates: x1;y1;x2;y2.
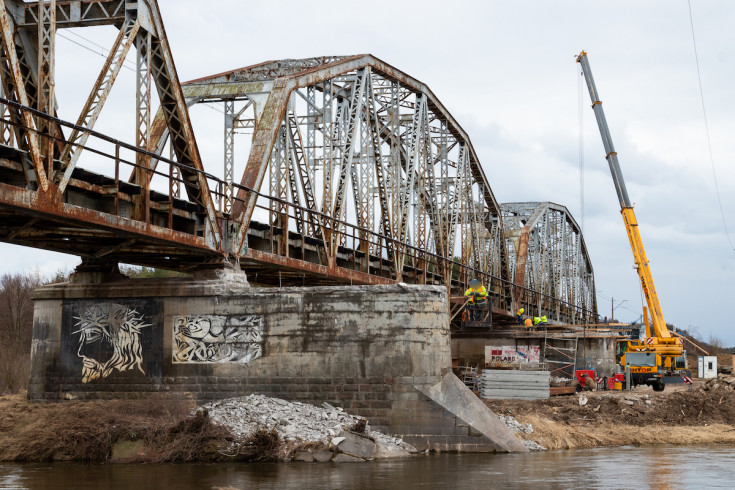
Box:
2;376;735;463
0;393;415;463
484;375;735;450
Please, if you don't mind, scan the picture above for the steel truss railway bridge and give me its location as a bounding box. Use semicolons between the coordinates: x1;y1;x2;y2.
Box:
0;0;597;325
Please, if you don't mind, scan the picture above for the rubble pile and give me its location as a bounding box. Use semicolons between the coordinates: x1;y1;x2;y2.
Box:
497;414;546;451
701;374;735;392
200;394;416;462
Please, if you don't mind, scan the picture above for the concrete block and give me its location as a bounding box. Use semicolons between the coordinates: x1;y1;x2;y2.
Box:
332;453;366;463
294;452;314;462
336;430;376;459
313;449;334;462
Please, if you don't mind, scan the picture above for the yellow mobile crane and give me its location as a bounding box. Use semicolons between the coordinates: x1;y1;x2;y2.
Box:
577;51;685;391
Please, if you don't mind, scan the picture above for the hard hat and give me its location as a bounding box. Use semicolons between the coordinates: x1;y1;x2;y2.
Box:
469;278;481;287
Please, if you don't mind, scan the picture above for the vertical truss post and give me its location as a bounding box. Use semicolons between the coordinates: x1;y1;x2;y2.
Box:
133;29;151;223
389;80;403;280
0;83;11;145
366;83;393;269
223;99;234;214
169;138;179;198
36;0;54;137
269;125;290;256
331;67;367;250
305;85;316;185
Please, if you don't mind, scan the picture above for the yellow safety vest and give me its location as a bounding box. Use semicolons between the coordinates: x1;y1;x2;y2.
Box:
464;286;487;304
533;317;541;325
517;308;524;316
541;316;547;323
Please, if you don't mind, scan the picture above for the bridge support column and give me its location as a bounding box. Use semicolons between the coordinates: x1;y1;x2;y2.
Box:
69;258;126;284
28;281;525;452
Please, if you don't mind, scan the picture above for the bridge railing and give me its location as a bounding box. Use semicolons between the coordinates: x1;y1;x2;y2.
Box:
0;98;597;324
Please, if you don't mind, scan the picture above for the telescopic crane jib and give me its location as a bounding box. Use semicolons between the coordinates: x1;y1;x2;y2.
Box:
576;51;685;390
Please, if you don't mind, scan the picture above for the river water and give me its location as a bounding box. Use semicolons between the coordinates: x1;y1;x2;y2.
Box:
1;445;734;489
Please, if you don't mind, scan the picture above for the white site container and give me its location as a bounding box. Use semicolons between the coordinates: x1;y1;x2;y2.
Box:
698;356;718;379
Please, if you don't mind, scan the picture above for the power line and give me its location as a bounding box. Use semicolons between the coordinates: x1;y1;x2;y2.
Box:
57;30;227;118
687;0;735;251
56;31;136;73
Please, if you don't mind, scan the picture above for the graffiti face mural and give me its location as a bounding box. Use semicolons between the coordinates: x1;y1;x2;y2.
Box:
173;314;264;364
73;303;151;383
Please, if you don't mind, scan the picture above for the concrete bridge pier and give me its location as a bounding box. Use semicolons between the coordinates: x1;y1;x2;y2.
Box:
29;277;526;452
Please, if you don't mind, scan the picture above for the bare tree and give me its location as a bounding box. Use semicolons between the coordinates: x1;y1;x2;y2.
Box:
0;272;42;392
708;334;724;355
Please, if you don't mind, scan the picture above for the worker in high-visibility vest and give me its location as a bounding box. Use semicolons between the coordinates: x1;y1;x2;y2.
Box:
533;316;541;325
464;278;488;321
516;307;525;325
524;318;533;327
540;315;548;325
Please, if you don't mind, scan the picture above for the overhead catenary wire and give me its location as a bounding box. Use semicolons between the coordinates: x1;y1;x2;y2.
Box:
687;0;735;251
56;30;226;116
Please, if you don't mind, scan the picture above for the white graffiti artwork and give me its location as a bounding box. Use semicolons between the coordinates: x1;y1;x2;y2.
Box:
172;315;264;364
73;303;151;383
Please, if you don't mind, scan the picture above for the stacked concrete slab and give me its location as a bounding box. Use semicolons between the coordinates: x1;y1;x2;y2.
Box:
479;370;550;400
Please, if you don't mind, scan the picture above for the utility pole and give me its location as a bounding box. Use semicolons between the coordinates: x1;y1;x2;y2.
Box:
611;298;627;322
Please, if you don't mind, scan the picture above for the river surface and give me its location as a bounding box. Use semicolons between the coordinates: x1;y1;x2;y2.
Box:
1;445;734;489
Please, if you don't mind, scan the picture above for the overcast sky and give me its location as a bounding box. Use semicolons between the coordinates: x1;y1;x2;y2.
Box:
2;1;734;344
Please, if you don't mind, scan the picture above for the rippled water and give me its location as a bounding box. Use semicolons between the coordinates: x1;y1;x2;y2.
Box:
1;445;734;489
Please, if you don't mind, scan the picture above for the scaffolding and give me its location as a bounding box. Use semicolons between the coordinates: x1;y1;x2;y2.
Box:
543;332;578;379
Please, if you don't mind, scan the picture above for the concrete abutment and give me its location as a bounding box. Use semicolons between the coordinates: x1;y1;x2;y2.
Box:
29;277;526;453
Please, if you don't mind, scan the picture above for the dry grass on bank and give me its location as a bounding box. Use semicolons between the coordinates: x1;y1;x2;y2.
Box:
517;414;735;451
0;394;282;463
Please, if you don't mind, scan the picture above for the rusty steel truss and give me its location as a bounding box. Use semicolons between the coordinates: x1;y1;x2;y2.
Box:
0;1;597;324
502;202;597;324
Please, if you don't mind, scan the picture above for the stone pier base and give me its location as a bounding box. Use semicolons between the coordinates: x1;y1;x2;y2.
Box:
29;278;526;452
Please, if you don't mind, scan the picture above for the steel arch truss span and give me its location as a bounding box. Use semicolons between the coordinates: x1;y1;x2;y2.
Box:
502;202;597;324
179;55;511;298
0;0;597;324
0;0;222;270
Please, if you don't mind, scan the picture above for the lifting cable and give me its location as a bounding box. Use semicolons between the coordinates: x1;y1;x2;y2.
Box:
577;64;585;235
687;0;735;251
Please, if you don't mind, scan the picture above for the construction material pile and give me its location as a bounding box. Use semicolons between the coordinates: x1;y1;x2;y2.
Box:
200;394;416;461
480;369;550;400
701;374;735;392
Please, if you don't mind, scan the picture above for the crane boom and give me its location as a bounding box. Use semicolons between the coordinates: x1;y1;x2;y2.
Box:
576;51;674;344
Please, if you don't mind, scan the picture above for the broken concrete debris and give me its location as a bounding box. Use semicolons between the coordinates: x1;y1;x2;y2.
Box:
200;394;416;462
702;374;735;392
496;414;545;451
